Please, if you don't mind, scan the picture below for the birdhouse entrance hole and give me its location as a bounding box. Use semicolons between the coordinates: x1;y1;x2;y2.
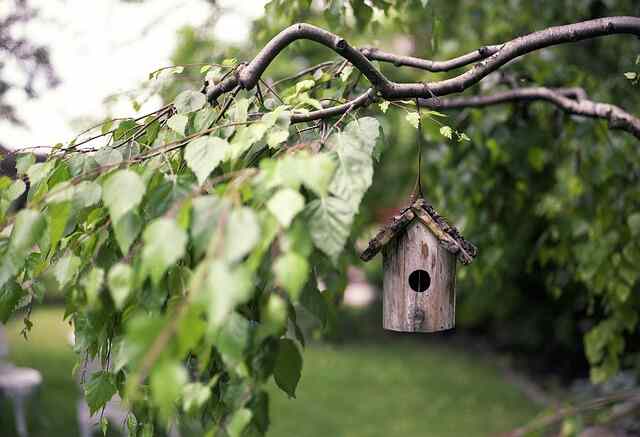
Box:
408;269;430;293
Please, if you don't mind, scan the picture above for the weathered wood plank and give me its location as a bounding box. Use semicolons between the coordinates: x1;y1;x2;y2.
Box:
382;221;456;332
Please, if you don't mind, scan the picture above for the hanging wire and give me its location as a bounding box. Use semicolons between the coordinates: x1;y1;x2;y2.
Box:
409;97;425;203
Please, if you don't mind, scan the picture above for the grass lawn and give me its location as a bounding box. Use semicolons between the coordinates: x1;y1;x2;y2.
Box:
1;308;537;436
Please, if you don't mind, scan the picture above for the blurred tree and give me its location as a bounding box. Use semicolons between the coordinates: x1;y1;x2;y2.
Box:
243;0;640;381
0;0;58;128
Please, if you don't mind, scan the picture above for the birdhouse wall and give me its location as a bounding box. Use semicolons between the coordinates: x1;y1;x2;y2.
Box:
382;221;456;332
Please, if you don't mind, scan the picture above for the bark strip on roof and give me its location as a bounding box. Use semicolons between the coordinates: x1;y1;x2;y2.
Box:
360;208;414;261
360;198;478;265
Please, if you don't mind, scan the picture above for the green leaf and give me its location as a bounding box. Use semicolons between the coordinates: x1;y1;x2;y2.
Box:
425;110;447;118
167;114;189;136
328;117;378;208
439;125;453;139
184;136;229;185
267;188;305;228
101;119;114;135
142;218;187;285
273;252;309;300
81;267;104;307
113;211;142;254
94;147;123;167
304;118;378;263
0;209;45;290
50;254;81;290
108;263;133;309
457;132;471;142
176;303;206;358
306;197;353;263
100;417;108;437
214;312;251;367
296;93;323;110
16;153;36;175
141;424;153;437
47;200;72;250
222;58;237;68
102;170;145;223
273;338;302;398
26;161;55;186
85;371;117;415
151;360;187;420
228;123;269;161
193;107;217;132
0;281;27;323
190;195;229;257
113;119;137;141
72;181;102;208
174;90;207;113
405;112;420;129
230;98;250;123
201;261;253;328
628;213;640;236
0;176;10;190
10;209;46;254
295;79;315;93
126;415;137;436
527;147;545;172
182;382;211;414
4;179;26;203
302;154;336;198
300;285;328;327
227;408;253;437
263;106;291;148
257;294;287;340
224;207;260;262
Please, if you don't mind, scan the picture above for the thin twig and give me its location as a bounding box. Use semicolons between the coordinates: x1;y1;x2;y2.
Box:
272;60;336;87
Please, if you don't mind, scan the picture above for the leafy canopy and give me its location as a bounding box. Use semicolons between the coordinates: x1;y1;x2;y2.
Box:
0;61;382;434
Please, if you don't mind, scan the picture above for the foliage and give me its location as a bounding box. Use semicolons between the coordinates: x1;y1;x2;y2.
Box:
0;59;383;432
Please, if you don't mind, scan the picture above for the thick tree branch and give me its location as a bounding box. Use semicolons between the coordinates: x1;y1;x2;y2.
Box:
386;16;640;98
419;87;640;139
206;17;640;104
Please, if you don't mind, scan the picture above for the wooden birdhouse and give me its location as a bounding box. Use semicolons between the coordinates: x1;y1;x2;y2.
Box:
360;198;477;333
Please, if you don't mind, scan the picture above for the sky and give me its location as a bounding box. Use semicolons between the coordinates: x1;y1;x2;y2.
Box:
1;0;267;150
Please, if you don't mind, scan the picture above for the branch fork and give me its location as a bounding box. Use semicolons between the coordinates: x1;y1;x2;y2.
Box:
204;17;640;138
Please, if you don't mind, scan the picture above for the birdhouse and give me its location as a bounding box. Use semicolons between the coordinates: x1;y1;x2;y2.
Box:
360;198;477;333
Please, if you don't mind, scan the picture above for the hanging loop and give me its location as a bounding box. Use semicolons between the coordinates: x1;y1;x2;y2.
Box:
409;97;425;204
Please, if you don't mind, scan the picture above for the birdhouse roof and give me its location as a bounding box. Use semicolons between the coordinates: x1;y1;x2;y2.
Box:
360;198;478;265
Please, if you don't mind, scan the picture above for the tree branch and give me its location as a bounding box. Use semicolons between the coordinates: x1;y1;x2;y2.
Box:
419;87;640;139
290;88;376;123
290;86;640;139
206;17;640;104
359;45;502;72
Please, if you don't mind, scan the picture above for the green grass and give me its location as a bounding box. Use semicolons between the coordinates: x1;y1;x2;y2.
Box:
1;307;79;437
1;308;537;436
267;342;537;437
